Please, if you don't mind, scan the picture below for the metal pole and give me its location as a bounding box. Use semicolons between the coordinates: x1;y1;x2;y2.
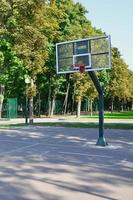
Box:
25;95;28;124
88;71;107;146
99;93;104;138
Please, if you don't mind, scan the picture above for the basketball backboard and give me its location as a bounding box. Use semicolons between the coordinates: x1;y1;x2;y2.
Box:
56;35;111;74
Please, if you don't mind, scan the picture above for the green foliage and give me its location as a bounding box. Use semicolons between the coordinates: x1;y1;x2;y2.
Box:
53;0;104;108
109;47;130;101
72;73;92;102
0;0;133;115
0;0;58;79
97;70;110;97
56;0;101;41
0;38;26;98
128;70;133;100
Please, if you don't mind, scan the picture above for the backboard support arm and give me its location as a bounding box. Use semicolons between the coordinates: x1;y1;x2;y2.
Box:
88;71;108;146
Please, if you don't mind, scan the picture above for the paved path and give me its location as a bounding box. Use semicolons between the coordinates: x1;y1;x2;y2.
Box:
0;117;133;125
0;126;133;200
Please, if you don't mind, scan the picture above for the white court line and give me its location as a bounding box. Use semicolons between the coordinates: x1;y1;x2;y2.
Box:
0;139;34;144
58;151;112;158
0;140;113;158
0;142;41;156
41;150;112;158
37;141;94;148
0;137;51;144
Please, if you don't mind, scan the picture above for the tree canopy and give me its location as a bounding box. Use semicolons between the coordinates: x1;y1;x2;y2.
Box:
0;0;133;118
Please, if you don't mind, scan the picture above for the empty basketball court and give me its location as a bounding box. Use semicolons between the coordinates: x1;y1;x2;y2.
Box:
0;126;133;200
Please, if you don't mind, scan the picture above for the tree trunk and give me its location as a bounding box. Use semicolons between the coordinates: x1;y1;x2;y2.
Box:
0;95;4;119
111;99;114;113
29;96;34;124
131;101;133;110
121;101;124;112
76;99;81;118
0;85;5;119
63;82;70;115
47;79;51;116
71;83;76;115
87;99;90;112
90;99;93;117
38;92;41;117
29;79;34;124
50;95;56;117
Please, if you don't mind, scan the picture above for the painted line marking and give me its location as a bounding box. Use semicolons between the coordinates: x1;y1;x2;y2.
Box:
0;143;41;156
40;150;112;158
0;140;33;144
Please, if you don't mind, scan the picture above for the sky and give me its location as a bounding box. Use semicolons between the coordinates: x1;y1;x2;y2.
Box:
74;0;133;71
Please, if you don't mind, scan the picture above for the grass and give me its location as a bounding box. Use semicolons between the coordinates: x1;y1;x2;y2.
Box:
80;111;133;119
0;111;132;129
0;122;133;129
35;122;133;129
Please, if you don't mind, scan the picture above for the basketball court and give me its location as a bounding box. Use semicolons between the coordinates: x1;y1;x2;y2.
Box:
0;126;133;200
0;35;132;200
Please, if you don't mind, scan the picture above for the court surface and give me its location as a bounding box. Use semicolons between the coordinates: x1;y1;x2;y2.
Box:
0;126;133;200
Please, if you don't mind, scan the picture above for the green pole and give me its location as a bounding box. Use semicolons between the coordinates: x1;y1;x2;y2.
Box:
88;71;108;146
97;93;107;146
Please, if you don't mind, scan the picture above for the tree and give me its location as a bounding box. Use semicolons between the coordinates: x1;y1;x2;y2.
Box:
56;0;102;41
108;48;130;111
0;39;26;118
128;70;133;110
0;0;61;122
72;73;91;117
85;78;97;116
53;0;104;117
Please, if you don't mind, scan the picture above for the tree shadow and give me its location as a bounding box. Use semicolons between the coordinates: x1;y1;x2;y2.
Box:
0;126;133;199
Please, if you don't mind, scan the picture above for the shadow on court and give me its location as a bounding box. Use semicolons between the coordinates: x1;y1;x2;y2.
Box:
0;126;133;200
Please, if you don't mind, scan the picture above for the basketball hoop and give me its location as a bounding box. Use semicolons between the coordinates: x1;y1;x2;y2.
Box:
73;64;85;73
79;64;85;73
